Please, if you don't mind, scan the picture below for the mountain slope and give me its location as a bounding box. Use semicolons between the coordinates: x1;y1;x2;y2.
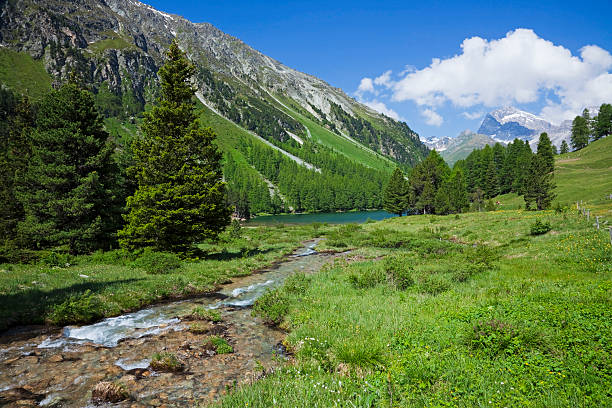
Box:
0;0;429;213
424;131;498;166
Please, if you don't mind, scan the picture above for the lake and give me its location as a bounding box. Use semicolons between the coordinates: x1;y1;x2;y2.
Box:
247;210;397;225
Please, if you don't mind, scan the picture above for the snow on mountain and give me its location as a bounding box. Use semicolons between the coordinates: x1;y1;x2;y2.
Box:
476;106;598;149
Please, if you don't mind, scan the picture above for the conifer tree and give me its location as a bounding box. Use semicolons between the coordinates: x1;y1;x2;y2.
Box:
560;140;569;154
524;133;556;210
594;103;612;140
383;167;408;216
536;132;554;174
571;115;590;150
119;41;231;252
16;83;119;253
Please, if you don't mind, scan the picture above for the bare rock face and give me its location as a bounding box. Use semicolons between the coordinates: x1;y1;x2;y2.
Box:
0;0;429;165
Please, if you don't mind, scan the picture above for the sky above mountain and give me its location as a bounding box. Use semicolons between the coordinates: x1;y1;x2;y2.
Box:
145;0;611;139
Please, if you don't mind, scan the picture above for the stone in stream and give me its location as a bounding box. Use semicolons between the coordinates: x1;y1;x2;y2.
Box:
91;381;130;403
0;387;44;405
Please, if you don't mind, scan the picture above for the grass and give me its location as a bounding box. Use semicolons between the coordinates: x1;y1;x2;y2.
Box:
0;48;52;101
151;352;184;372
221;207;612;407
203;335;233;354
270;92;395;172
0;224;321;331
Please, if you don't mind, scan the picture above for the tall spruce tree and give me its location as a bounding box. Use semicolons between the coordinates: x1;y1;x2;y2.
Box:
16;83;118;254
594;103;612;140
560;140;569;154
571;115;590;150
524;133;556;210
119;41;231;252
383;168;408;216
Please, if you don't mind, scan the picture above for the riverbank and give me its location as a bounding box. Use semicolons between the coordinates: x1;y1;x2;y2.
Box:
219;208;612;407
0;224;323;332
0;241;341;407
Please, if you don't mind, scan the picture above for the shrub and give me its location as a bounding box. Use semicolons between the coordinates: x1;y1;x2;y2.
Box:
204;335;233;354
347;264;386;289
40;251;73;267
418;275;451;295
0;246;42;264
151;352;184;372
530;219;552;236
465;244;498;270
47;289;105;325
190;306;221;322
284;273;311;295
383;255;414;290
252;289;290;325
467;319;520;356
134;249;181;274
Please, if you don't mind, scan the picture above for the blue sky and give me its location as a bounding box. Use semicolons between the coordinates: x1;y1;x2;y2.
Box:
146;0;612;139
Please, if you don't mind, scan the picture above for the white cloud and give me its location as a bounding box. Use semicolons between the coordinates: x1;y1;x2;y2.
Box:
461;111;485;120
362;29;611;124
356;77;375;96
374;70;393;87
363;99;401;120
421;108;443;126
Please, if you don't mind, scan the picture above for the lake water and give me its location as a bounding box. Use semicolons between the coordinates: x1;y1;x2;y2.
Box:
248;210;397;225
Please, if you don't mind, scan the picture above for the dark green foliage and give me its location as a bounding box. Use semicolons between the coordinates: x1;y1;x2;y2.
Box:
407;150;450;214
560;140;569;154
204;335;233;354
530;219;552;236
347;264;386;289
467;319;520;356
383;168;408;216
417;275;451;295
119;42;231;252
593;103;612;140
15;83;120;254
0;88;34;245
284;273;311;295
571;115;590;150
134;249;181;274
524;133;556;210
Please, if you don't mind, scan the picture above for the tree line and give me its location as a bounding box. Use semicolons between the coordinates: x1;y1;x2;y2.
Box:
384;133;557;215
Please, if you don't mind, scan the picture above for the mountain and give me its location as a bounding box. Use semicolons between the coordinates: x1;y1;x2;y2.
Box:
476;106;590;148
424;131;498;166
0;0;429;214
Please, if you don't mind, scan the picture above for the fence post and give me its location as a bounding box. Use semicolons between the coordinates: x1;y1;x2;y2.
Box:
595;216;600;230
587;210;590;221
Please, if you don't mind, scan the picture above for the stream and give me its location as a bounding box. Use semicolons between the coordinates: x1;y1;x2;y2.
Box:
0;241;334;407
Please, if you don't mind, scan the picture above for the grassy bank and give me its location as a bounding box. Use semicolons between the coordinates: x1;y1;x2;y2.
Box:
220;207;612;407
0;224;324;331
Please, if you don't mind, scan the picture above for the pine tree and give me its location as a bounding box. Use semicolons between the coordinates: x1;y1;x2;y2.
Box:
16;83;119;254
119;41;231;252
524;134;556;210
560;140;569;154
383;168;408;216
484;159;499;198
448;168;469;213
593;103;612;140
571;115;590;150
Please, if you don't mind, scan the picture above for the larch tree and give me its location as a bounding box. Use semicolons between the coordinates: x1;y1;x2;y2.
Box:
119;41;231;253
594;103;612;140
